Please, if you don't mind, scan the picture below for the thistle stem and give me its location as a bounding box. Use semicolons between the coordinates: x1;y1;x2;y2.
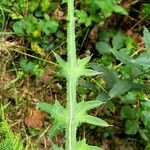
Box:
66;0;77;150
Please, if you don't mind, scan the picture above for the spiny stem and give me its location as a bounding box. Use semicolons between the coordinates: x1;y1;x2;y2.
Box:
67;0;76;65
66;0;77;150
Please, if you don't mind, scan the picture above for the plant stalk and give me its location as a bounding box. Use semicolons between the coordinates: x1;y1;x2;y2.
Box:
66;0;77;150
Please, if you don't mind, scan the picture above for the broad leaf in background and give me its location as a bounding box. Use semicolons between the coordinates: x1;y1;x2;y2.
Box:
141;111;150;127
96;41;111;54
144;27;150;49
89;63;118;89
125;120;139;135
131;51;150;69
109;79;133;98
112;34;125;50
110;49;133;65
120;106;138;120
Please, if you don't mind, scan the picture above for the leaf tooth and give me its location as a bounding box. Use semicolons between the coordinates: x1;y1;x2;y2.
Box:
53;51;66;67
82;69;101;76
78;56;91;66
81;115;110;127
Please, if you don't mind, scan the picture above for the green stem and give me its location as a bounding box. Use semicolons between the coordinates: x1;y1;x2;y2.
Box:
66;0;77;150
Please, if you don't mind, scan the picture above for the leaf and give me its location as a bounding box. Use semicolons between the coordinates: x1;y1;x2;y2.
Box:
89;63;118;89
131;51;150;69
53;52;68;77
82;69;100;76
125;120;139;135
41;0;50;12
144;27;150;49
121;92;137;104
50;120;65;137
112;34;125;50
82;115;109;127
75;100;109;127
113;5;128;15
74;56;100;78
53;52;66;67
109;79;133;98
78;100;104;113
77;139;103;150
120;106;138;120
13;20;24;35
38;101;66;136
141;111;150;126
96;41;111;54
25;109;44;128
110;49;133;65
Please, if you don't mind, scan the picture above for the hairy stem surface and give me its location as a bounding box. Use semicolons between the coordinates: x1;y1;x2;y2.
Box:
66;0;77;150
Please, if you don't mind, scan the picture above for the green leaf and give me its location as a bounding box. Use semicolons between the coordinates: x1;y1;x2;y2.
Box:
139;129;150;141
113;5;128;15
74;56;100;78
81;115;109;127
82;69;100;76
112;34;125;50
121;106;138;120
141;111;150;126
96;42;111;54
121;92;137;104
110;49;133;65
38;101;66;136
131;51;150;69
13;20;24;35
78;100;104;113
53;52;66;67
41;0;50;12
89;63;118;89
53;52;67;77
109;79;133;98
144;27;150;49
75;100;109;127
125;120;139;135
141;101;150;111
77;139;103;150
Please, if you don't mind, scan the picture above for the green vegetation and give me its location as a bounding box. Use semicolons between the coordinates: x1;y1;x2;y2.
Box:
0;0;150;149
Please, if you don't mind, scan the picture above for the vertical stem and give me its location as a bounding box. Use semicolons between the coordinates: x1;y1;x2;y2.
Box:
67;0;76;65
66;0;77;150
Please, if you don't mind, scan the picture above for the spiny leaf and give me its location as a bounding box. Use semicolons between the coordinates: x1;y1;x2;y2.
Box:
53;52;68;77
53;51;66;68
38;101;66;137
76;138;103;150
78;56;91;66
50;120;65;137
37;102;53;115
38;101;66;119
75;100;109;127
73;56;101;78
78;100;104;112
81;115;109;127
82;69;100;76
